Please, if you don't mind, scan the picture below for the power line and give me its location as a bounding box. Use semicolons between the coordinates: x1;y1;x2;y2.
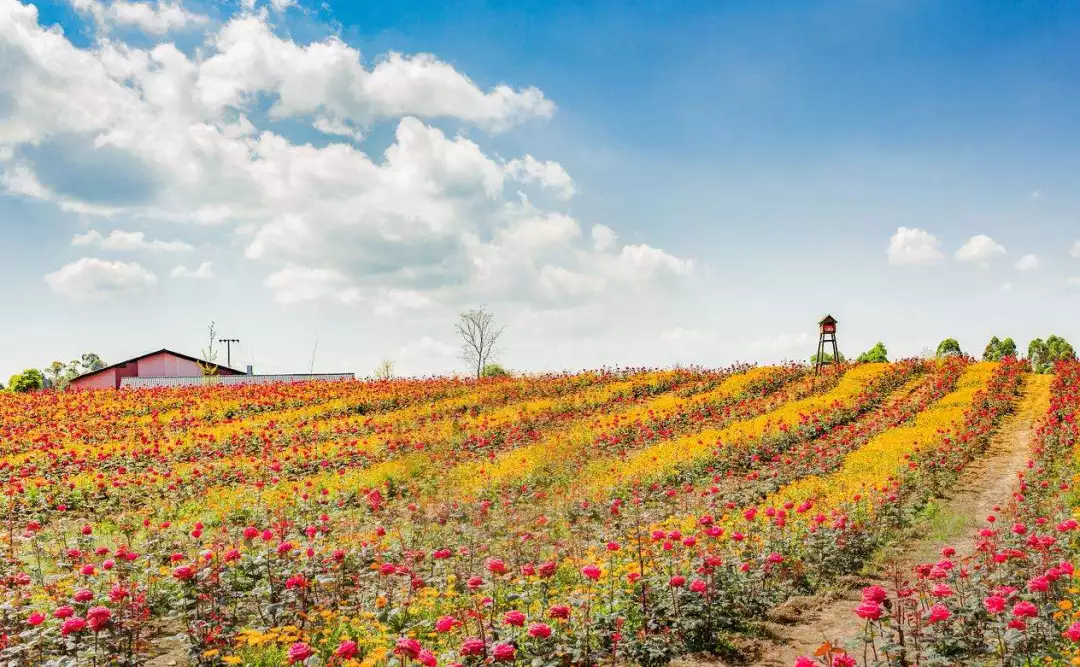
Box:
218;338;240;369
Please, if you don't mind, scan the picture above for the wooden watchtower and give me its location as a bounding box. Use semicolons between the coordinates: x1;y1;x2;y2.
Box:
814;314;840;375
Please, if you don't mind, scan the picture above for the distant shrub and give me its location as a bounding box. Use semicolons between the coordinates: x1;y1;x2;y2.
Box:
856;342;889;363
481;363;510;378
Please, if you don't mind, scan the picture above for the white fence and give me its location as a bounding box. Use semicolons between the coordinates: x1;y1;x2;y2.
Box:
120;373;355;388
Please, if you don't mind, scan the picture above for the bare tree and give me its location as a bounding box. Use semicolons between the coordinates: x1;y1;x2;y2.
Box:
374;357;395;381
197;321;220;377
455;306;505;379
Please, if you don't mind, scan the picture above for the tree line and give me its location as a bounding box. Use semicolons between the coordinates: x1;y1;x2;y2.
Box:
4;353;107;393
814;334;1075;373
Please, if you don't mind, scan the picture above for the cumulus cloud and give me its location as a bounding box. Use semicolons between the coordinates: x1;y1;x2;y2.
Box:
169;261;213;278
70;0;208;35
73;229;192;252
1014;254;1039;271
955;234;1006;265
887;227;944;266
263;266;361;304
746;331;810;356
44;257;158;299
506;155;575;200
399;336;457;361
661;327;713;344
1;0;693;314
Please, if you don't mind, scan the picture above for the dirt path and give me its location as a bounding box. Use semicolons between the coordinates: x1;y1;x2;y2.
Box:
753;374;1052;667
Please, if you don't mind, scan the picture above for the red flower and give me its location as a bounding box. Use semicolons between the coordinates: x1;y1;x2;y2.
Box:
669;576;686;588
927;605;951;623
503;610;526;627
486;558;507;575
285;575;306;589
87;607;111;632
581;564;601;581
418;649;437;667
54;606;74;619
287;642;313;664
73;589;94;603
435;616;457;632
492;643;515;662
855;601;882;620
61;617;87;635
1012;601;1038;618
606;542;620;551
549;605;571;619
336;640;358;658
460;638;486;656
1027;575;1049;593
984;595;1006;614
395;638;422;660
861;586;888;603
690;579;707;593
528;623;552;638
172;566;195;581
27;612;44;626
1065;621;1080;642
538;561;557;578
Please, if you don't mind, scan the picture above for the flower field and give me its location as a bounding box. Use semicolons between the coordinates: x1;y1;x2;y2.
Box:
1;359;1078;666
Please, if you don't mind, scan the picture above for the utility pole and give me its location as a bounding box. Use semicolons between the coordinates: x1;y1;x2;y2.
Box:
218;338;240;369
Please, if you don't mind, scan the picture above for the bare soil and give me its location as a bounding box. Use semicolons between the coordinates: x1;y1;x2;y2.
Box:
747;374;1052;667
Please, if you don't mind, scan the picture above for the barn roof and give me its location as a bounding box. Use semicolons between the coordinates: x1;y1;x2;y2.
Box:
72;348;247;381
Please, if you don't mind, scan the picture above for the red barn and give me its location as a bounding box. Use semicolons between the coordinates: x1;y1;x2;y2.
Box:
68;349;246;390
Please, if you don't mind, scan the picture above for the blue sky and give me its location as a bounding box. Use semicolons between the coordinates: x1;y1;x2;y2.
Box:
1;0;1079;381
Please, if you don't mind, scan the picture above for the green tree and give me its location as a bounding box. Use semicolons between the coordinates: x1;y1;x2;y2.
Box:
8;369;45;393
856;342;889;363
810;351;846;365
80;352;106;373
983;336;1017;361
481;363;510;378
936;338;963;358
1028;335;1076;373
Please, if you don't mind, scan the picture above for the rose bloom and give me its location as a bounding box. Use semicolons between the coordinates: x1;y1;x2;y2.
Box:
1027;576;1049;593
927;605;951;623
172;566;195;581
862;586;888;603
336;641;358;659
690;579;707;593
794;657;815;667
486;558;508;575
61;617;87;636
74;589;94;603
27;612;45;626
549;605;571;620
931;583;953;598
855;601;882;620
435;616;457;632
395;638;422;659
1065;621;1080;642
287;642;314;664
984;595;1006;614
581;564;601;580
528;623;552;639
87;607;111;632
832;656;856;667
669;576;686;588
503;610;526;627
418;649;437;667
538;561;557;578
1012;601;1038;618
492;643;515;662
54;606;75;619
466;576;484;590
460;638;486;656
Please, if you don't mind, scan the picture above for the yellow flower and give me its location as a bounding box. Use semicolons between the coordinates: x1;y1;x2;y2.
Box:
375;595;388;608
222;657;242;665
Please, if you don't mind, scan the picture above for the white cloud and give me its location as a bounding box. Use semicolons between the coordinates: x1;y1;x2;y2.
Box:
955;234;1006;265
399;336;457;361
746;331;810;356
1071;241;1080;258
1014;254;1039;271
1001;282;1013;292
661;327;713;344
591;224;617;252
170;261;213;279
71;0;208;35
44;257;157;299
1;0;693;317
268;0;294;11
73;229;192;252
263;266;361;304
311;116;364;141
506;155;575;199
196;17;554;131
887;227;944;266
